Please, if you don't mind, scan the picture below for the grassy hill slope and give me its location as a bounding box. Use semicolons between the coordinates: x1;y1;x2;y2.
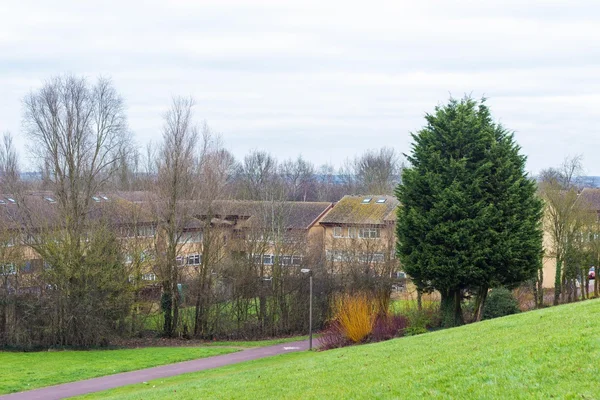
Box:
79;299;600;399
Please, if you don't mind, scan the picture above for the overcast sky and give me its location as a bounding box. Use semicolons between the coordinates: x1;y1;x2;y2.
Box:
1;0;599;174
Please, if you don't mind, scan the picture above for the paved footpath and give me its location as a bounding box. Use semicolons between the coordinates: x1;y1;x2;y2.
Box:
1;339;312;400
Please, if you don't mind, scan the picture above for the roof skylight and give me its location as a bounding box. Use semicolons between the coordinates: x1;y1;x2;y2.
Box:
376;199;386;203
6;198;16;203
44;197;56;203
92;196;101;202
362;198;372;204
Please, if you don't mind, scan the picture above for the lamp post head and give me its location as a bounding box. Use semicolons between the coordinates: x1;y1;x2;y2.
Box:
300;268;311;274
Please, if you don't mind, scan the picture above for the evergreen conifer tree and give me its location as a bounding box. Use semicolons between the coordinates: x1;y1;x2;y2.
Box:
396;97;543;327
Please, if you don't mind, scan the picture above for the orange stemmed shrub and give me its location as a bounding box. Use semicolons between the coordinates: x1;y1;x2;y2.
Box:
332;292;377;343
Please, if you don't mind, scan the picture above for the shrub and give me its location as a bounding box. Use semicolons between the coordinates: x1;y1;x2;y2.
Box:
318;321;351;350
404;326;428;336
332;293;376;343
371;314;409;342
482;287;520;320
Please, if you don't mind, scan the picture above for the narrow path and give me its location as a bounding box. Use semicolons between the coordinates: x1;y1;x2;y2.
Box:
1;339;313;400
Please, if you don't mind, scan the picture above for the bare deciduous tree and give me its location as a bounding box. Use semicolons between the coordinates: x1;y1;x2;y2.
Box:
23;75;128;239
353;147;401;195
192;125;237;337
539;156;588;306
154;96;199;337
0;132;20;191
18;74;131;347
237;150;279;200
280;156;316;202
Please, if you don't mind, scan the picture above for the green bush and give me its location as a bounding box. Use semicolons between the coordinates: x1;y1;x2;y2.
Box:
404;326;428;336
482;288;520;320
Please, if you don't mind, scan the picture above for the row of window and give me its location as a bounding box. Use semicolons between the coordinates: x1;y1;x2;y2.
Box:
176;254;202;266
332;227;381;239
128;273;157;282
252;254;303;266
326;250;386;263
120;226;157;238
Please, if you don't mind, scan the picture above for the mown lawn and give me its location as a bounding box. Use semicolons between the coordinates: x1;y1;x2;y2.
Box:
0;347;238;395
0;335;309;395
78;299;600;400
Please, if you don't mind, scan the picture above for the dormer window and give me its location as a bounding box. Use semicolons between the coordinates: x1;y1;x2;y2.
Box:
362;198;372;204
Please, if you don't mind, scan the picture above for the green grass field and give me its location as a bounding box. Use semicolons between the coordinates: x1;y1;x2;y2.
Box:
0;336;307;395
78;299;600;400
0;347;237;395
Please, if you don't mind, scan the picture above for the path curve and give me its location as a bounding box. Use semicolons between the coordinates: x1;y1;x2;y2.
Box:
1;339;313;400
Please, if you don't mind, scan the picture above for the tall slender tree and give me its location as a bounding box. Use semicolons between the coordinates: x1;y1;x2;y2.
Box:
396;97;543;327
153;96;199;337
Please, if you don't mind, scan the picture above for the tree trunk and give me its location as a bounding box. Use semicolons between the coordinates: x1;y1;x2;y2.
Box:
579;269;590;300
472;286;489;322
440;288;463;328
537;265;544;307
553;259;562;306
417;289;422;311
595;253;599;298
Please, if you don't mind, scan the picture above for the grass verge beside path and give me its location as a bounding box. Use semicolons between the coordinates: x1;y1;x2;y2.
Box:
78;299;600;400
0;335;308;395
202;335;309;348
0;347;238;395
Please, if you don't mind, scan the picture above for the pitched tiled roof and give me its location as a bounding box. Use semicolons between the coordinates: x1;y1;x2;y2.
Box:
319;195;399;226
578;188;600;211
0;192;333;231
195;200;333;230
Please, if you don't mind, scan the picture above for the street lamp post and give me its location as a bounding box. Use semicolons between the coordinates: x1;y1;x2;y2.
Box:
301;268;313;350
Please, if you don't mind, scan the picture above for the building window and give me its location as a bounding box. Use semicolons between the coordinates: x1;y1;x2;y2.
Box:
0;263;16;275
176;256;184;266
327;250;349;262
372;253;385;263
142;273;157;281
359;228;380;239
333;227;343;238
281;255;292;266
22;261;33;273
124;225;156;238
348;227;357;238
291;255;302;265
263;255;274;265
187;254;201;265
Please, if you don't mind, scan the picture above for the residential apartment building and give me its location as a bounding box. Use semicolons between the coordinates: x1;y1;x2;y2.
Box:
318;195;399;276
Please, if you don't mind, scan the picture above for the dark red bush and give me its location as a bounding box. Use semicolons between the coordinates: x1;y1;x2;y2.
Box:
318;321;352;350
371;314;409;342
